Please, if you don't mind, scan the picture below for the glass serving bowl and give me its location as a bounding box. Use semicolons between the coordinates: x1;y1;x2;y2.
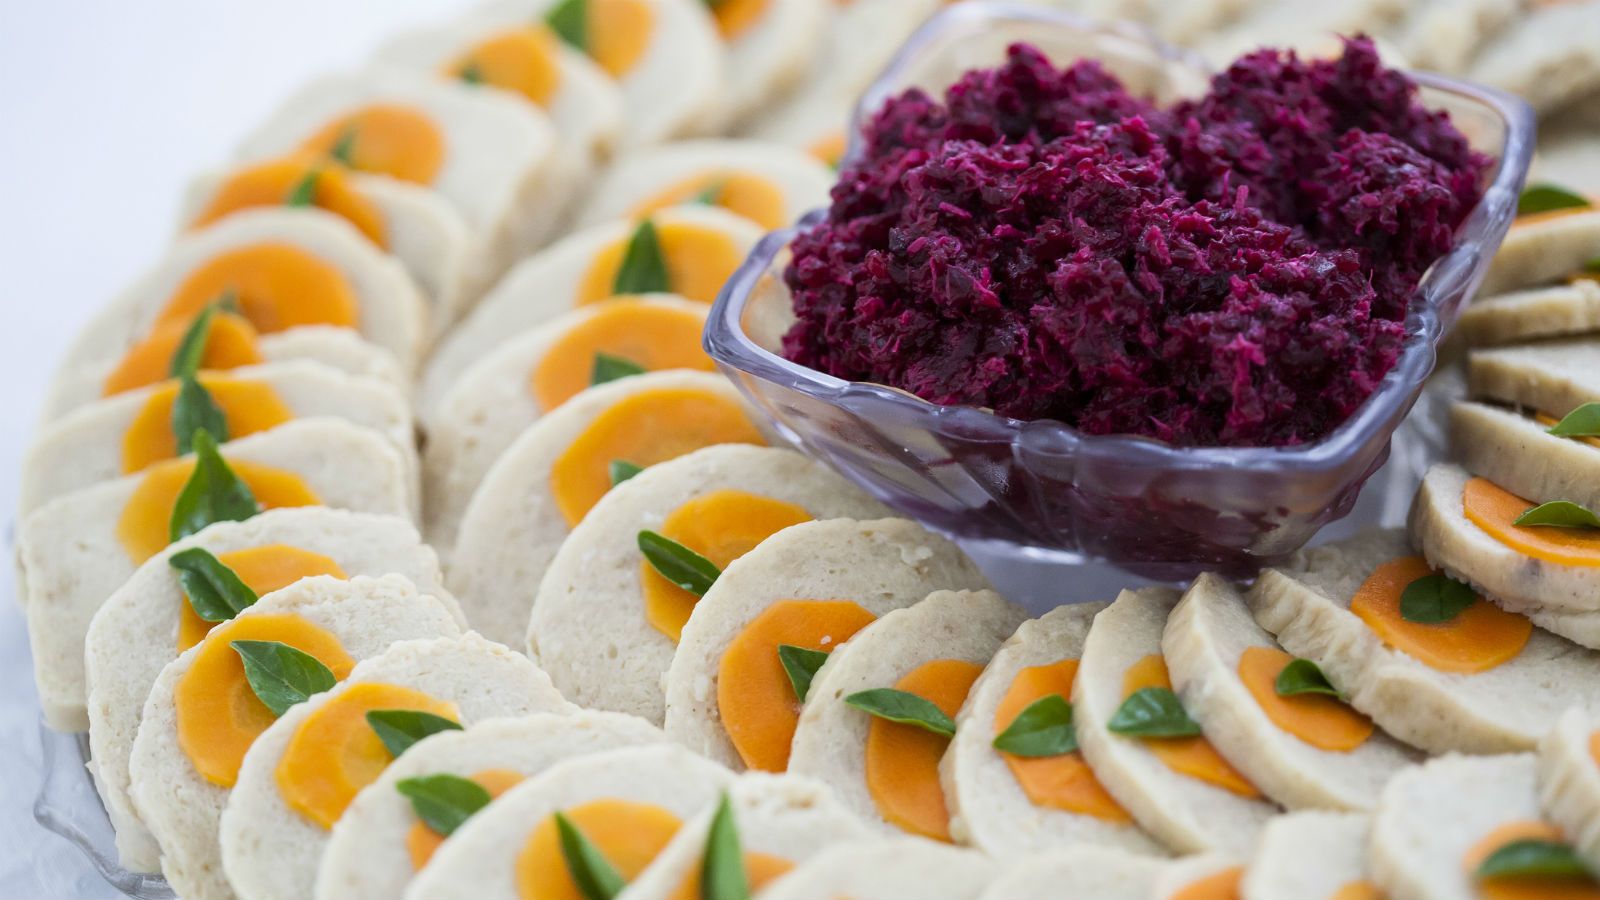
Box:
705;2;1535;580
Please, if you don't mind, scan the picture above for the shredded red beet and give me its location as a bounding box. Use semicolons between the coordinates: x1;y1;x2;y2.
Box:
782;39;1488;446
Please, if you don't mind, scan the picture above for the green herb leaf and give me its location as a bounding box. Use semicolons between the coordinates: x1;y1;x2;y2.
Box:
169;303;218;380
231;640;336;716
1513;500;1600;529
701;792;748;900
992;694;1076;757
395;773;492;838
1274;658;1340;698
1399;573;1477;624
168;547;257;623
544;0;588;52
637;531;720;596
172;375;229;457
168;429;259;543
1583;257;1600;275
1547;402;1600;437
844;688;955;737
365;709;463;758
612;220;671;295
460;62;485;85
1476;839;1592;880
777;644;829;703
285;168;320;207
330;127;358;167
1518;183;1593;217
591;352;646;386
1107;687;1201;738
690;180;725;206
555;810;627;900
609;460;645;487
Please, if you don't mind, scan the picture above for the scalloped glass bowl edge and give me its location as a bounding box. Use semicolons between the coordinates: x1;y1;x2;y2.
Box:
705;2;1535;578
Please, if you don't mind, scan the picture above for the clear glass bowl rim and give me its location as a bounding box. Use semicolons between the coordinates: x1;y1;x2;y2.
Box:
706;1;1537;477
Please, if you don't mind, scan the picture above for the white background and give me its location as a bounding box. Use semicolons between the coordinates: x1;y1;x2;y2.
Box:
0;2;467;894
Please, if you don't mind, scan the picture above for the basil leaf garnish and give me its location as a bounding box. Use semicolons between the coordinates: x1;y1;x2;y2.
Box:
330;127;358;167
365;709;462;757
591;352;646;386
612;220;671;295
691;180;725;206
1476;839;1592;880
173;374;229;457
1583;257;1600;275
168;547;257;623
701;792;748;900
1107;687;1200;738
844;688;955;737
1513;500;1600;529
1274;658;1340;698
1547;403;1600;437
1399;573;1476;624
992;694;1076;757
231;639;336;716
285;168;320;207
1518;184;1592;217
170;304;219;380
460;62;485;85
638;531;720;596
395;773;492;838
168;429;259;543
544;0;588;52
609;460;644;486
777;644;829;703
555;810;626;900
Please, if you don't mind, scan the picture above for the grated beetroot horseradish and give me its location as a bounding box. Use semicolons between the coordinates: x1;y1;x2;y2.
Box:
782;39;1488;446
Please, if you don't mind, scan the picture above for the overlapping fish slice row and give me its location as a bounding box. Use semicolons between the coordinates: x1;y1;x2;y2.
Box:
13;1;1600;899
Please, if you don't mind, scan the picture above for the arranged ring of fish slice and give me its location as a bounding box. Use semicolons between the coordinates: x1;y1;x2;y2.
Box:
180;173;475;334
21;418;413;731
662;511;984;763
46;208;427;419
234;68;563;289
1458;280;1600;347
1411;462;1600;647
447;370;760;647
1479;208;1600;297
1239;811;1379;900
1163;574;1419;810
419;204;762;415
218;633;572;900
1073;587;1279;856
536;447;895;724
787;590;1026;835
942;603;1164;859
613;771;868;899
421;294;710;545
85;507;453;872
125;575;464;900
22;360;417;518
1451;400;1600;514
316;710;666;900
1537;708;1600;873
1468;340;1600;418
404;743;733;900
1370;753;1571;900
572;139;833;231
1250;526;1600;753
